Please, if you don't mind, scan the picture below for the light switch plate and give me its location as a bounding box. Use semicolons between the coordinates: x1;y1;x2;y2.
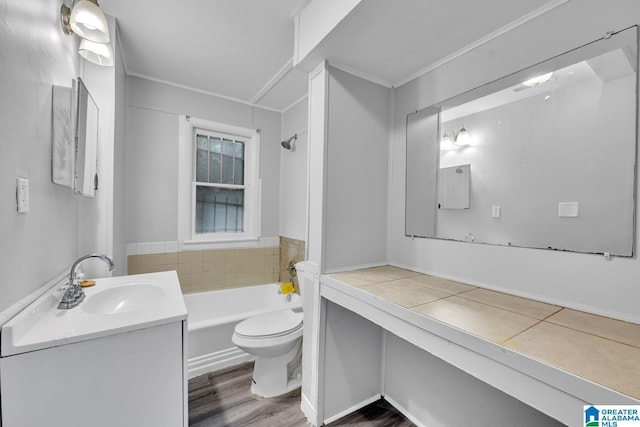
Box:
558;201;579;217
16;177;29;213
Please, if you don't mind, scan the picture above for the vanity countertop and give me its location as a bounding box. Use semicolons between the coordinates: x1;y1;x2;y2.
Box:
326;266;640;402
1;271;187;357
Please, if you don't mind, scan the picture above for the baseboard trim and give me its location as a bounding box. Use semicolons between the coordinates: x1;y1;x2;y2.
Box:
188;347;255;379
384;394;427;427
301;393;318;425
323;394;381;425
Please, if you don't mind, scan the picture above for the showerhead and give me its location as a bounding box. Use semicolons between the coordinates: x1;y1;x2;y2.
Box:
281;134;297;150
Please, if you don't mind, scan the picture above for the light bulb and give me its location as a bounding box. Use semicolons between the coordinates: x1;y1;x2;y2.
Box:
455;126;470;146
522;72;553;87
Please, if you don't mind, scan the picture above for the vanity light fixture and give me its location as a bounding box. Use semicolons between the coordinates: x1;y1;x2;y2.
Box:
60;0;113;67
440;125;471;149
522;72;553;87
61;0;109;43
440;131;456;150
79;39;114;66
455;125;470;146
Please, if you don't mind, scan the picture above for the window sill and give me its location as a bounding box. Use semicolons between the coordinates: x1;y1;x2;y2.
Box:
181;237;261;251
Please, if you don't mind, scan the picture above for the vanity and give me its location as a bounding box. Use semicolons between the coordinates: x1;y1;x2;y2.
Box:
311;266;640;426
0;271;188;427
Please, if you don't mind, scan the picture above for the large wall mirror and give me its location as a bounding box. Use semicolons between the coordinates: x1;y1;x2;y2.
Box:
406;26;637;256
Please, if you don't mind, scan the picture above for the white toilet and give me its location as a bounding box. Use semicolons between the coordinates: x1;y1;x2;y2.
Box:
232;309;303;398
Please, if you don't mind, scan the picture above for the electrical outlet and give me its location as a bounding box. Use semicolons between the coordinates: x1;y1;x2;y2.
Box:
16;177;29;213
492;205;500;218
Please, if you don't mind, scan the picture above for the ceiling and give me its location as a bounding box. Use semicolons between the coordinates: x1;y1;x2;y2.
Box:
101;0;567;112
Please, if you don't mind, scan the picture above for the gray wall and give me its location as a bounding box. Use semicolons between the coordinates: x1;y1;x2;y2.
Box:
124;76;282;244
325;67;390;271
389;0;640;322
280;98;309;242
0;1;93;313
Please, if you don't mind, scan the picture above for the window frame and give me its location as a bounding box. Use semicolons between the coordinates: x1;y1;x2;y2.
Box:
178;116;261;247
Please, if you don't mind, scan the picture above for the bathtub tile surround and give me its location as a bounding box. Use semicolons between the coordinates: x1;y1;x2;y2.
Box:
279;237;305;291
328;266;640;402
126;236;307;294
128;247;279;294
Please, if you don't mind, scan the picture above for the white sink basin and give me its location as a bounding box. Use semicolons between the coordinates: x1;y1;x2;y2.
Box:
81;283;165;315
1;271;186;357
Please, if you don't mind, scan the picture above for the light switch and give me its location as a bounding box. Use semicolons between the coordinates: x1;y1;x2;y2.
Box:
558;201;579;218
492;205;501;218
16;177;29;213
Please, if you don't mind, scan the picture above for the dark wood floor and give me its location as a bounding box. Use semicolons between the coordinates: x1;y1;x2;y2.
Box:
189;362;415;426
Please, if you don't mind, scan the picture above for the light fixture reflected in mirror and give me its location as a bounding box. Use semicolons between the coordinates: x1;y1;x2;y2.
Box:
440;125;471;149
79;39;113;66
455;125;470;146
522;72;553;87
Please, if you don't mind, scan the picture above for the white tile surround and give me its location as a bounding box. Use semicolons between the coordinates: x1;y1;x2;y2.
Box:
126;237;281;256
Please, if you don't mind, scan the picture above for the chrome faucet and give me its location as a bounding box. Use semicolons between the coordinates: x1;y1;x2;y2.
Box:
58;254;115;309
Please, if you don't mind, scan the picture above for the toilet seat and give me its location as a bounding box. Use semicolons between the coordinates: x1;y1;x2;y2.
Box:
234;309;303;339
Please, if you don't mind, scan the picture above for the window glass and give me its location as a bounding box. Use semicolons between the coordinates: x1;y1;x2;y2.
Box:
196;134;209;182
222;139;235;184
195;186;244;233
209;137;222;183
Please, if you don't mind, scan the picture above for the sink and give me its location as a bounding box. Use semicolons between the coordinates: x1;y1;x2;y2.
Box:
81;283;165;315
1;271;187;357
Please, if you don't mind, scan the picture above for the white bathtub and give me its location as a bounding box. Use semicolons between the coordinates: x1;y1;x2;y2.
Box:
183;283;302;379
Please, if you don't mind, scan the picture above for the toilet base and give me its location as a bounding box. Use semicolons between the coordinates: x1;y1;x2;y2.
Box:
249;340;302;398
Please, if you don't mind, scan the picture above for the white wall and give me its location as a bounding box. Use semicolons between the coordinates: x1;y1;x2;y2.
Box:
389;0;640;322
124;77;281;245
325;67;390;271
280;97;309;241
0;1;114;314
384;333;563;427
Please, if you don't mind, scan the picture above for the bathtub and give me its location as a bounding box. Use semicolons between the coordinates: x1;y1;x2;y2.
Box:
183;283;302;379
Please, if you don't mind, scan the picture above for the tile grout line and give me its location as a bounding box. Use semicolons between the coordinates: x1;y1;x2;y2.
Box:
455;291;562;323
500;308;566;345
544;316;640;351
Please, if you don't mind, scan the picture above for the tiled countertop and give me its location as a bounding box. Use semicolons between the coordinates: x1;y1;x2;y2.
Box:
327;265;640;401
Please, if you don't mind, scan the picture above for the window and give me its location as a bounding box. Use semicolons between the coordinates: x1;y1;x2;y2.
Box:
178;116;261;245
194;130;246;233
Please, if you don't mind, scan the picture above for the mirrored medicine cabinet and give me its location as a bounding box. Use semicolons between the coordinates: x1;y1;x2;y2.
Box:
52;78;99;197
406;26;638;256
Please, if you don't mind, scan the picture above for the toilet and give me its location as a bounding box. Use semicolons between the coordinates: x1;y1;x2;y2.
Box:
231;309;303;398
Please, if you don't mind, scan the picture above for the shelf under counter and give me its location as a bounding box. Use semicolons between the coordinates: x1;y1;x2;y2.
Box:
318;266;640;426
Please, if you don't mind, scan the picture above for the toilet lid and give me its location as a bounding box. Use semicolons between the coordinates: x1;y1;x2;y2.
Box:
235;309;303;338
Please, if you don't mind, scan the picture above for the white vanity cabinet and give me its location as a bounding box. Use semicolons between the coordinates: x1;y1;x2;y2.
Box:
1;321;186;427
0;271;188;427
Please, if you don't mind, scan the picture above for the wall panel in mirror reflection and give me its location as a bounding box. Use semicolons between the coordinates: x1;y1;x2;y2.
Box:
405;26;637;256
405;106;439;237
75;78;99;197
